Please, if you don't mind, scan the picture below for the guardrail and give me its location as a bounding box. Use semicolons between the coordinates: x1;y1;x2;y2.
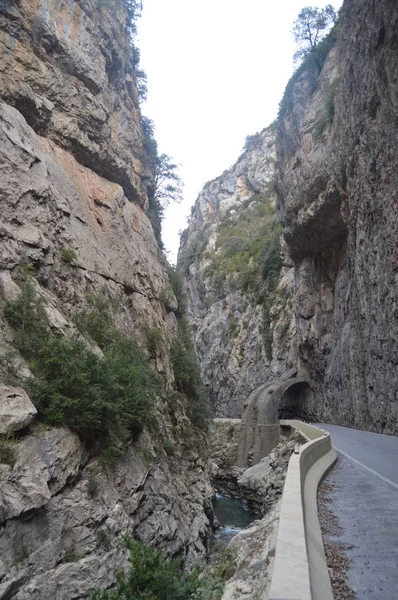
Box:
268;420;337;600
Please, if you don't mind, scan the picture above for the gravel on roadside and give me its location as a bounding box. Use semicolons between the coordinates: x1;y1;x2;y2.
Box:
318;478;356;600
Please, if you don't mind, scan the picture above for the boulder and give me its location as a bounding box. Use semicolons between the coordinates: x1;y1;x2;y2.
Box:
0;385;37;435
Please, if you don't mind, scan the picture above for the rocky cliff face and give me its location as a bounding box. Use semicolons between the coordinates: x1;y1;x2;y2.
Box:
179;128;297;418
0;1;213;597
180;0;398;434
277;0;398;434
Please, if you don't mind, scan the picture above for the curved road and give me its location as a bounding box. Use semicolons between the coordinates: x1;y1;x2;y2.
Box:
318;423;398;487
317;423;398;600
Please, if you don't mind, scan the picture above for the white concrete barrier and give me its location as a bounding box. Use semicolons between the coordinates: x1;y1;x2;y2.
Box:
268;420;337;600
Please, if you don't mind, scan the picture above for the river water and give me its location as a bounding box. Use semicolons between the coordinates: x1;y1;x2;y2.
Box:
212;493;258;545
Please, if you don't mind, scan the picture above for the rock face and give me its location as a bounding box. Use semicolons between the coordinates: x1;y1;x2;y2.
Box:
0;426;212;599
0;1;213;597
0;385;37;435
0;0;148;204
221;501;280;600
179;127;296;418
180;0;398;434
277;0;398;433
210;421;296;515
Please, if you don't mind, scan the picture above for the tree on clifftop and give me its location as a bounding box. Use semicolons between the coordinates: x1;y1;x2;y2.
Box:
141;116;183;248
293;5;337;64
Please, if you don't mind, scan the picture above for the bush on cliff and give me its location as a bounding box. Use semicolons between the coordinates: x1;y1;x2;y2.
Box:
92;538;201;600
4;283;160;452
278;22;340;119
203;195;282;296
171;316;210;429
91;537;233;600
29;335;159;445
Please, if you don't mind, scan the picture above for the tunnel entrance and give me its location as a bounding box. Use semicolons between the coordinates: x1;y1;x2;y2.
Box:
237;376;315;468
278;381;313;422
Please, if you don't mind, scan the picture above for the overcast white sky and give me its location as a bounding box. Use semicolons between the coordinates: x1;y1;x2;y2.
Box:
137;0;342;262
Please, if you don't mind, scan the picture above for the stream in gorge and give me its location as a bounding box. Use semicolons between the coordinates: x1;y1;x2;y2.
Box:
213;493;258;545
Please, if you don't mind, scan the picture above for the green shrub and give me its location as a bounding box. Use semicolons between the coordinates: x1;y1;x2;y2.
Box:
177;230;209;275
325;78;338;122
278;24;339;120
167;267;185;314
75;293;118;349
4;281;49;355
313;78;339;138
242;132;262;153
163;439;175;455
5;285;160;454
313;114;329;138
259;217;282;285
146;327;163;356
15;263;36;282
203;194;282;298
199;546;235;600
28;335;159;445
60;248;77;264
171;317;210;429
0;438;17;466
91;538;201;600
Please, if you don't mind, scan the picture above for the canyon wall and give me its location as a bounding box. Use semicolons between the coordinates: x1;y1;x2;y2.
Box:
277;0;398;433
179;127;296;418
0;1;213;598
181;0;398;434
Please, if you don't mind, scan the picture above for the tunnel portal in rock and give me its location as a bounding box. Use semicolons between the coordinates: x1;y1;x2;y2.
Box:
278;381;313;422
237;375;314;468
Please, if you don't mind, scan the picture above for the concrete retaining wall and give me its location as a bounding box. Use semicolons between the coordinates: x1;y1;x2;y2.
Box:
268;420;337;600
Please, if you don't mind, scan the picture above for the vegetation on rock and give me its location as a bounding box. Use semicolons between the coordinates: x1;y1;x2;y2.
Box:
292;4;337;63
91;538;234;600
60;248;78;264
278;21;339;119
166;268;210;427
0;437;17;466
140;116;184;249
171;316;210;428
313;77;339;137
203;193;282;297
4;282;160;455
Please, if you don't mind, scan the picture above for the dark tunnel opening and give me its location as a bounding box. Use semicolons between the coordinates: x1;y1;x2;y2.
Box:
278;381;313;422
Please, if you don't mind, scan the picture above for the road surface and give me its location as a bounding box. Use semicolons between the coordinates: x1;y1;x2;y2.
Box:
317;423;398;600
318;423;398;487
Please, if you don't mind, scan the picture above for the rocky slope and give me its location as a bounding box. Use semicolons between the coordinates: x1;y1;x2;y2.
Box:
180;0;398;434
178;127;297;418
0;1;213;598
277;0;398;434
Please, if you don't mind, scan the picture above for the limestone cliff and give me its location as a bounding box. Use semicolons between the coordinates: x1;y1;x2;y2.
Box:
180;0;398;434
277;0;398;434
179;128;296;418
0;1;213;598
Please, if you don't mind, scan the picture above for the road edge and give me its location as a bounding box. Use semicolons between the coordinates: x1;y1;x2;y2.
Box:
269;421;337;600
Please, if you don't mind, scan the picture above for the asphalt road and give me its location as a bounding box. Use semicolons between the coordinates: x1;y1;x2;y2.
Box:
317;423;398;600
317;423;398;487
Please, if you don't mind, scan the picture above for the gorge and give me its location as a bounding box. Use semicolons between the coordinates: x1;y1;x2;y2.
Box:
0;0;397;598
